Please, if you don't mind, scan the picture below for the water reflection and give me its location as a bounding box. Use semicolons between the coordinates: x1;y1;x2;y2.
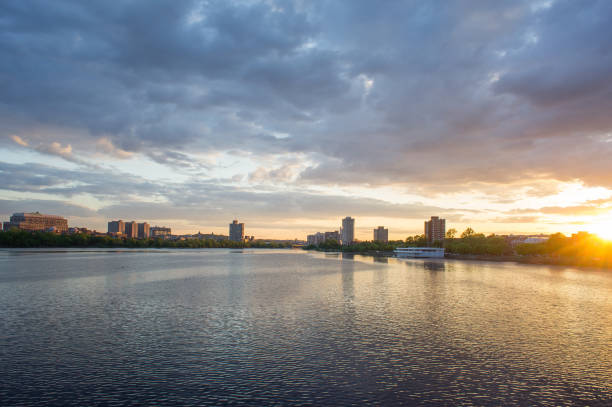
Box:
1;249;611;405
423;261;446;272
340;254;355;303
340;253;354;260
324;252;341;258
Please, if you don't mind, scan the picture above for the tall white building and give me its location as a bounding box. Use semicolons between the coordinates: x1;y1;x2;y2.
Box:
341;216;355;245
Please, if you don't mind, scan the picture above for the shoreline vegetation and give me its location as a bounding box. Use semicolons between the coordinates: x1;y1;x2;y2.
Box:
2;228;612;269
304;229;612;270
0;230;291;249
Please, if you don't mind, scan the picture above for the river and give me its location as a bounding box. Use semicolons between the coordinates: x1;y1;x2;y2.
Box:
1;248;611;405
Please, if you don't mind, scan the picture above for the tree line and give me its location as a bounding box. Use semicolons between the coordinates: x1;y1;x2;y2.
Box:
305;227;612;265
0;230;291;249
305;238;404;252
304;227;512;255
4;228;612;266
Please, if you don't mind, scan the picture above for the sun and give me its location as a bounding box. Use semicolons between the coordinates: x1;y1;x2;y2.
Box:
585;218;612;241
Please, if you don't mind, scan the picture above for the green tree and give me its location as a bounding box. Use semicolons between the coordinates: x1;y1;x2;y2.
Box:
460;227;475;238
446;228;457;239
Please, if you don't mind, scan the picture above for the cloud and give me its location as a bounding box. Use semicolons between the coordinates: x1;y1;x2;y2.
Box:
518;205;609;217
95;137;133;159
2;0;612;235
0;161;158;197
0;199;97;218
507;195;612;217
0;160;460;224
39;142;73;159
492;216;542;224
10;135;28;147
248;163;299;183
146;150;211;173
9;136;92;165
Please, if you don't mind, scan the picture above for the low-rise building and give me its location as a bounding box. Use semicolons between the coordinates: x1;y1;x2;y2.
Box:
308;230;341;246
68;227;92;234
506;234;549;247
150;226;171;238
3;212;68;233
324;231;340;243
307;232;325;245
193;232;229;241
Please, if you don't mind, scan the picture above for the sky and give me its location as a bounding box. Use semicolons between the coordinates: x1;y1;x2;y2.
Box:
2;0;612;240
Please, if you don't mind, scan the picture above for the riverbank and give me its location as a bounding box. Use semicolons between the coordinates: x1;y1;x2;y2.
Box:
444;253;523;263
0;230;293;249
445;253;612;269
307;248;612;270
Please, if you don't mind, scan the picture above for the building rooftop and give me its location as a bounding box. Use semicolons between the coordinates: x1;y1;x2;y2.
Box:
13;212;66;219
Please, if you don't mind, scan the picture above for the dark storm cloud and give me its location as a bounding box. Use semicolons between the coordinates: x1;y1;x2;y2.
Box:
2;0;612;191
0;0;338;150
297;0;612;187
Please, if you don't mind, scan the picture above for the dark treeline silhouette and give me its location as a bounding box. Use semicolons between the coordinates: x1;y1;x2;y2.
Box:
513;231;612;267
305;239;404;252
5;228;612;267
305;228;612;268
444;231;513;256
445;229;612;266
0;230;291;249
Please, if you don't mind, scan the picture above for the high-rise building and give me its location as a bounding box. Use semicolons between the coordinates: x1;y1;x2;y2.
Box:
137;222;150;239
425;216;446;242
3;212;68;232
108;220;125;235
373;226;388;243
229;220;245;242
341;217;355;245
124;221;137;238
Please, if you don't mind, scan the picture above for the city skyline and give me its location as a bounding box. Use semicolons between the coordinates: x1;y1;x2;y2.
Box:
0;209;570;241
2;211;451;242
2;1;612;240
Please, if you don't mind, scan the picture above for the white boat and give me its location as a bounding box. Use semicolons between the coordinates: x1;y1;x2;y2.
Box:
394;247;445;258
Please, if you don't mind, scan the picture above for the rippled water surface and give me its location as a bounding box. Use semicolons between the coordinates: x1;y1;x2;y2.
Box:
1;249;612;406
